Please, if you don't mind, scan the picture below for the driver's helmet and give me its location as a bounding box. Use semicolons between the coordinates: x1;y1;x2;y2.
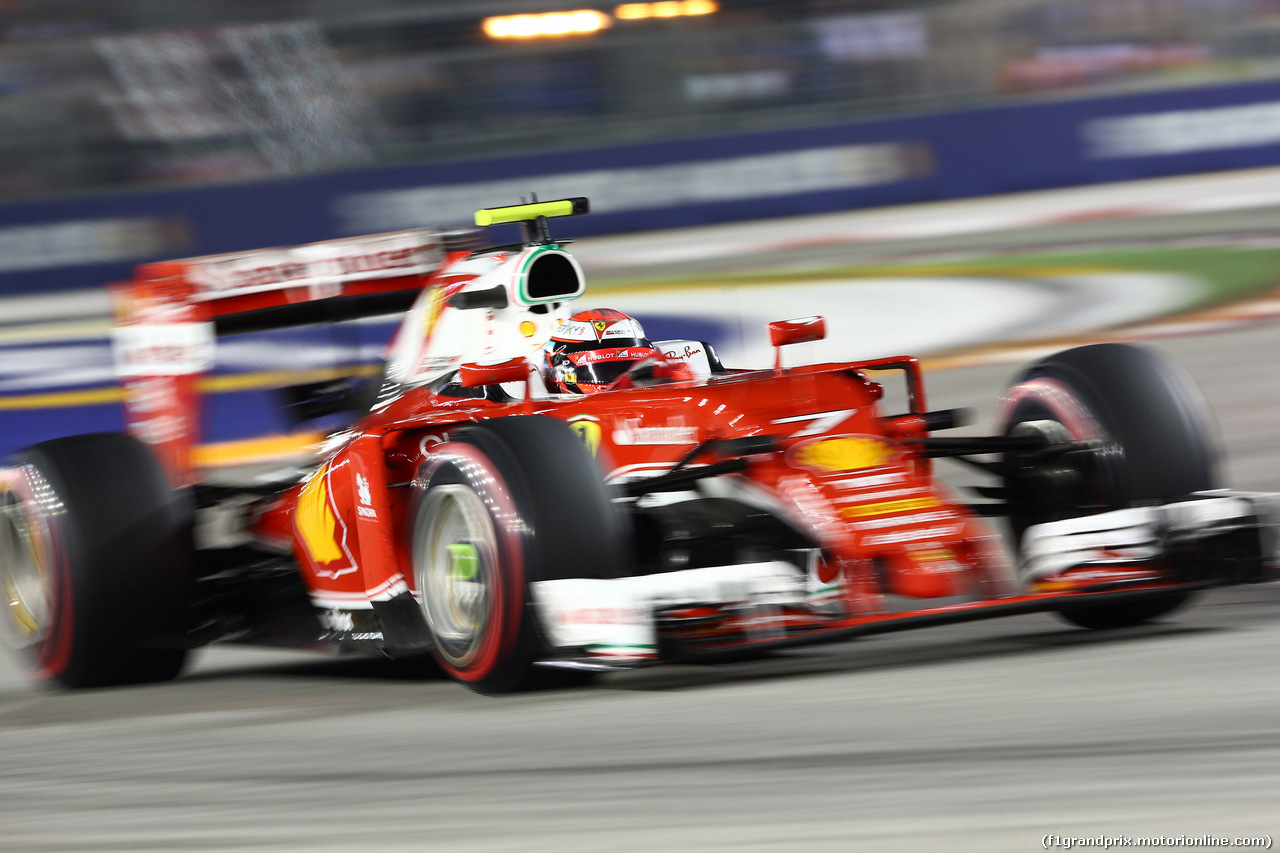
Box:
542;308;660;394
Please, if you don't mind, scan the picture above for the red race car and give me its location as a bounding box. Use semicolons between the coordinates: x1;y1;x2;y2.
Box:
2;197;1276;692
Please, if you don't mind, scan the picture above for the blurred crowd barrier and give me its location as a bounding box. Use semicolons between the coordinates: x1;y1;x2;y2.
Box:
4;0;1280;200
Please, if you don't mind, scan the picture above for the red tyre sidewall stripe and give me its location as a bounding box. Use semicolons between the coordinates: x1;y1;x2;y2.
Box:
421;442;525;684
6;466;75;680
995;377;1104;442
32;551;74;680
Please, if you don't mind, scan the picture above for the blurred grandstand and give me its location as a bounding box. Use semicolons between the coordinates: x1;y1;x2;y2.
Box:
2;0;1280;201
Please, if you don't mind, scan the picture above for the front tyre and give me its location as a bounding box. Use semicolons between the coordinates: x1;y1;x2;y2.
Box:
0;433;192;687
996;343;1218;629
411;416;627;693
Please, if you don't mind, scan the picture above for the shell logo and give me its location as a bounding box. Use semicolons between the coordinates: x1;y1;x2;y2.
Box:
791;435;893;473
296;468;343;565
421;287;446;339
519;320;537;338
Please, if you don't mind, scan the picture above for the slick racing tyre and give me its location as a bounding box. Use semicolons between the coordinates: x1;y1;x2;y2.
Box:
411;415;627;693
0;433;193;687
996;343;1218;630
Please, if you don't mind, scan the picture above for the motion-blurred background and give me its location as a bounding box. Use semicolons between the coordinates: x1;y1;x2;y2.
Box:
4;0;1280;200
4;0;1280;455
4;7;1280;851
5;0;1280;289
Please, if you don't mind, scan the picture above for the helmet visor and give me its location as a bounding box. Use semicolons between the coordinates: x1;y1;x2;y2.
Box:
565;347;655;389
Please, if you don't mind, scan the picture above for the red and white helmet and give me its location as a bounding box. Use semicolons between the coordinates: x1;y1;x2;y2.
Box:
542;308;660;394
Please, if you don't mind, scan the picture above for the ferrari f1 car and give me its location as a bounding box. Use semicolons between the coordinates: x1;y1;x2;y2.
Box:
2;198;1276;692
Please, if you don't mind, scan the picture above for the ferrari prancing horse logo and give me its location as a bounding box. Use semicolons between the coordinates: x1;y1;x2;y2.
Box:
569;418;602;456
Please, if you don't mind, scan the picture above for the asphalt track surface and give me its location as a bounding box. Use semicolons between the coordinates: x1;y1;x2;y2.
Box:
2;210;1280;851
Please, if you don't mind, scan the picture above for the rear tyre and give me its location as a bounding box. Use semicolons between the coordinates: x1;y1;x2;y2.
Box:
0;433;192;687
411;416;627;693
997;343;1218;629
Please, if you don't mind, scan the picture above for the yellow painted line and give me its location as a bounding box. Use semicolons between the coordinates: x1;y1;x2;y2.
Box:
201;365;381;393
0;365;381;410
192;432;325;468
0;387;122;409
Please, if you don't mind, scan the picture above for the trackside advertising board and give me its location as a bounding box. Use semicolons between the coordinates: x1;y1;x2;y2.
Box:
4;78;1280;296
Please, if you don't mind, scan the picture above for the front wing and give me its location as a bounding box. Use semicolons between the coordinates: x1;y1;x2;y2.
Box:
531;491;1279;669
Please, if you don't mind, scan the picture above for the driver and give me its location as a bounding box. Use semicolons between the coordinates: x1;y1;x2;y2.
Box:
542;308;664;394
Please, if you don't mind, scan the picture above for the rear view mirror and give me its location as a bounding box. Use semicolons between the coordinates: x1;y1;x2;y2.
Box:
768;316;826;370
458;358;531;388
768;316;826;347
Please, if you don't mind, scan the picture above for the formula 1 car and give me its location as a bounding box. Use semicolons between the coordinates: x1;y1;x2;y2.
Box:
1;198;1276;692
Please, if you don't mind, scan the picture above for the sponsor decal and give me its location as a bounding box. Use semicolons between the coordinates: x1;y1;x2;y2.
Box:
558;606;650;626
594;320;608;333
664;344;704;361
186;231;441;297
318;610;384;641
355;472;377;519
862;524;961;546
295;464;358;578
554;321;595;341
416;432;448;457
1085;100;1280;159
568;416;603;456
421;287;446;341
320;609;355;632
911;547;958;565
613;415;698;446
828;471;908;489
574;347;651;364
842;496;941;518
519;320;537;338
297;469;344;566
790;435;894;473
600;321;642;339
835;486;926;504
112;322;216;377
481;309;498;357
851;510;953;530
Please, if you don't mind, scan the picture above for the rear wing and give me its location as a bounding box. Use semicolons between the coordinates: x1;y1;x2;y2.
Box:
112;227;475;484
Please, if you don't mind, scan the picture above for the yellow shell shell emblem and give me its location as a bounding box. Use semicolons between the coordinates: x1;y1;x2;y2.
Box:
793;436;892;473
296;469;343;565
421;287;446;339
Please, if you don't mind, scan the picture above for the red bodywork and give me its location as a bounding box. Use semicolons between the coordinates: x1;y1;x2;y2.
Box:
271;360;1013;618
108;225;1246;666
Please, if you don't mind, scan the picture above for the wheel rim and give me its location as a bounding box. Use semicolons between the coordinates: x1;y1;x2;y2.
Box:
415;484;499;668
998;379;1125;526
0;477;50;648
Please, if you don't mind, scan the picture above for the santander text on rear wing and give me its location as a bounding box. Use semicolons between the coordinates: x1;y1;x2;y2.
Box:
111;227;475;484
